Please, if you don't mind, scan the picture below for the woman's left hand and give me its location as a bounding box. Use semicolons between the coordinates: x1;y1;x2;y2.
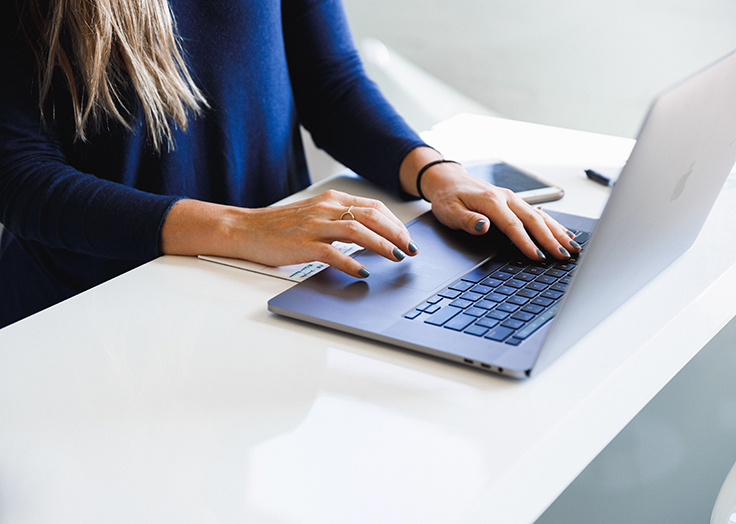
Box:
399;147;581;262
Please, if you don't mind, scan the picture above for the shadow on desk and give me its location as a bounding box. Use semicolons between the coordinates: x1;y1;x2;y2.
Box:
535;314;736;524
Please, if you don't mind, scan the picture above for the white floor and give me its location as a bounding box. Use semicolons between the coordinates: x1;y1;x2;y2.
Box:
343;0;736;138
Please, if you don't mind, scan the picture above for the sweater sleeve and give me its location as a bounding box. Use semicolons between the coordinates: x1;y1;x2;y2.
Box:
281;0;427;197
0;5;180;262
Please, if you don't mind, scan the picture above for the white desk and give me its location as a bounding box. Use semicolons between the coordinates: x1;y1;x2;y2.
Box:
2;114;736;524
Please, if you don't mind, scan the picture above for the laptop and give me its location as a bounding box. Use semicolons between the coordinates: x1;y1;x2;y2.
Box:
268;50;736;378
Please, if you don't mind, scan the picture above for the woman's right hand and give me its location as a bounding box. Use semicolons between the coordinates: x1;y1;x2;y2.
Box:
160;190;419;278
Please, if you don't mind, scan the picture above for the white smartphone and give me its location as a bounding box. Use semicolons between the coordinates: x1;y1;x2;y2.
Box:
464;160;564;204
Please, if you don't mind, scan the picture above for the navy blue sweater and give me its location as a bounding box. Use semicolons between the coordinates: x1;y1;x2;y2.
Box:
0;0;425;327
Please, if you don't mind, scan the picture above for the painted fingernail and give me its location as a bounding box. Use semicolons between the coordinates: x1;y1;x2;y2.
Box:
358;267;370;278
559;246;571;257
393;247;406;261
566;229;576;238
569;240;581;250
536;249;546;260
475;220;487;232
408;241;419;254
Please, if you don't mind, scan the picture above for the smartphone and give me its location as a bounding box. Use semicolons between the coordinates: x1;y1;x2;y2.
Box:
464;160;564;204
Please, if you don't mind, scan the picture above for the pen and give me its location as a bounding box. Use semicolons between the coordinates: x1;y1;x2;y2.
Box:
585;169;614;187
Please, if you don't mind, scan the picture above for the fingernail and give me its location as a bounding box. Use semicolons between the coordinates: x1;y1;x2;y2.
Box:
392;247;406;261
566;229;576;238
408;241;419;254
536;249;546;260
358;267;370;278
475;220;486;232
559;246;571;257
569;240;581;250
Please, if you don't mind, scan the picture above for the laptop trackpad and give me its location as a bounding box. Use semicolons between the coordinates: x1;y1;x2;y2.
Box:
353;212;508;292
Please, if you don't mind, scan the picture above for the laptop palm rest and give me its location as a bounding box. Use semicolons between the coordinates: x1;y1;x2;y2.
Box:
268;212;508;333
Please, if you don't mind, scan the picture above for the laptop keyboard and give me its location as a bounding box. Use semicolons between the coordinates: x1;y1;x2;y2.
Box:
404;230;591;346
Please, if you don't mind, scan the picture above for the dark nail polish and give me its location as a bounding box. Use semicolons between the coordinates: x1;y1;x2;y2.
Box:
566;229;576;238
536;249;546;260
475;220;486;232
408;241;419;254
358;267;370;278
559;246;571;258
393;247;406;261
569;240;581;250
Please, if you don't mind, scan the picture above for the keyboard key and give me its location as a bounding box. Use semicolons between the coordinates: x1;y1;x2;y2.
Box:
516;289;538;298
523;266;545;275
464;307;486;317
506;279;526;289
545;269;566;278
531;297;555;307
511;311;536;322
485;326;516;342
574;231;591;244
535;275;556;285
424;304;441;314
485;293;506;303
491;271;513;281
522;304;545;314
515;273;535;282
500;265;523;274
551;283;568;292
464;324;490;337
439;288;462;299
561;276;573;285
444;314;476;331
496;303;520;313
486;309;509;320
541;290;564;300
506;296;529;306
495;286;516;296
526;282;548;292
470;284;493;295
554;263;575;272
476;317;500;329
480;277;503;288
501;319;526;330
475;299;496;309
425;305;462;326
460;291;484;302
449;280;473;292
450;298;474;309
505;337;523;346
404;309;422;320
427;295;443;304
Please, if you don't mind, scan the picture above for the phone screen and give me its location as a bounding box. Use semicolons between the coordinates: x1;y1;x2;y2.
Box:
465;162;550;192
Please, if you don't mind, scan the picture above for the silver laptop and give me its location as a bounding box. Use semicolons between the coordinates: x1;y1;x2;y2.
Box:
269;50;736;378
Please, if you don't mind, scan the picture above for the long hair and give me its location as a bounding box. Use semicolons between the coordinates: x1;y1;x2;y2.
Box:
23;0;207;151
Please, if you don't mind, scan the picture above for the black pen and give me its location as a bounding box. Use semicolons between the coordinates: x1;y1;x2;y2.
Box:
585;169;614;187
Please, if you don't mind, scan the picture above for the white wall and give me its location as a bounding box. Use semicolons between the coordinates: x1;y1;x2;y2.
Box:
343;0;736;138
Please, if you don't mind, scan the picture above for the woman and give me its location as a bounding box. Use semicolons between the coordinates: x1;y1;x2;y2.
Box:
0;0;578;328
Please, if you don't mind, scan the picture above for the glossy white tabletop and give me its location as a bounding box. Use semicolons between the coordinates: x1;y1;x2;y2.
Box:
2;114;736;524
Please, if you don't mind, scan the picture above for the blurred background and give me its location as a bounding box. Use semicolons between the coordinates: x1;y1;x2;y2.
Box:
341;0;736;138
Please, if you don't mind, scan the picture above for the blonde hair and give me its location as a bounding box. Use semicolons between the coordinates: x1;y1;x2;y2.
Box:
25;0;207;151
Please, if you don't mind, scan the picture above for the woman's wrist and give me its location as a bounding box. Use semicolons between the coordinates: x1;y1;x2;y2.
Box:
399;146;463;203
160;198;242;257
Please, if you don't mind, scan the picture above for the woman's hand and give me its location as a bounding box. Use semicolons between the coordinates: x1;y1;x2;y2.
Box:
399;147;580;261
160;190;418;279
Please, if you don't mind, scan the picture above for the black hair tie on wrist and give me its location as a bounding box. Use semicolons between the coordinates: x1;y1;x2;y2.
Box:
415;159;461;202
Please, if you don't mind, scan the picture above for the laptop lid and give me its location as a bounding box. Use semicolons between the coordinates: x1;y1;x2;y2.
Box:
531;49;736;375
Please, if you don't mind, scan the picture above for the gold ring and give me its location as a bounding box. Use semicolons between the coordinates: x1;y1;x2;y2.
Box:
340;205;355;221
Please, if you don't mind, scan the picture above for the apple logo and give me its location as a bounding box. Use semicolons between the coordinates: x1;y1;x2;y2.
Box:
671;161;695;202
